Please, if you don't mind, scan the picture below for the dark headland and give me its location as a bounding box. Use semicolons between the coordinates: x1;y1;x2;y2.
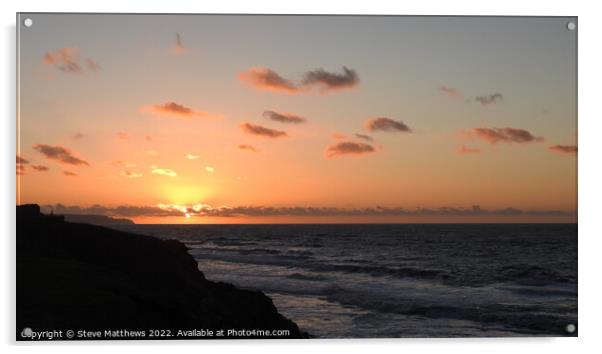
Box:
16;204;306;340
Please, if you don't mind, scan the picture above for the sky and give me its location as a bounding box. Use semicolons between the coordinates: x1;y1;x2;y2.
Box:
17;14;577;224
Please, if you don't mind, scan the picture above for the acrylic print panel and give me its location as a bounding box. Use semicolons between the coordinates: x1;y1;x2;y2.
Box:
16;14;577;340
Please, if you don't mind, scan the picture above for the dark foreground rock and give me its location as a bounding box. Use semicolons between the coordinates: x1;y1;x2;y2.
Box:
16;204;306;340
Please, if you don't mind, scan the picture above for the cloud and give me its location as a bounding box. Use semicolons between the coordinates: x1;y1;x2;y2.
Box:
263;110;307;124
140;102;221;119
41;203;180;218
186;154;200;160
365;117;411;133
439;85;462;98
122;170;143;178
63;171;78;177
205;166;215;173
42;47;99;74
238;144;258;152
301;66;359;92
40;203;575;219
549;145;577;155
86;59;100;72
16;155;29;164
171;32;188;55
112;160;136;168
239;66;359;94
145;135;152;142
151;166;177;177
355;133;374;142
72;132;86;139
325;141;376;158
16;155;29;175
475;93;504;105
33;144;89;166
117;132;130;140
457;145;481;154
31;165;49;172
240;123;288;138
468;127;544;144
238;67;298;93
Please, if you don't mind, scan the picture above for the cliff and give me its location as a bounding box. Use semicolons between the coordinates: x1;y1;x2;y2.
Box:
16;205;306;340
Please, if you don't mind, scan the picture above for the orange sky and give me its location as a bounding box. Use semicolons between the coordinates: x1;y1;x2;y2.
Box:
17;15;577;223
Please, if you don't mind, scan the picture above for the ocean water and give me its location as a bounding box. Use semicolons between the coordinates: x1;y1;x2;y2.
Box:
115;223;577;338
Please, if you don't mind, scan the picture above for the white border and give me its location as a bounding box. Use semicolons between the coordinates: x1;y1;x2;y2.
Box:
2;1;601;353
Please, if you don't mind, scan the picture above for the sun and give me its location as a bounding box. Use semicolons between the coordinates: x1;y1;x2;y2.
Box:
161;185;209;205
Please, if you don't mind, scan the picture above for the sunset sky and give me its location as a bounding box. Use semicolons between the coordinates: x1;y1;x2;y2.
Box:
17;14;577;223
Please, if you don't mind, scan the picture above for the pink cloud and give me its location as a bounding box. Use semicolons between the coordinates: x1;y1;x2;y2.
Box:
240;123;288;138
238;144;259;152
549;145;577;155
325;141;376;158
365;117;411;133
467;127;544;145
140;102;222;119
238;67;298;94
43;47;99;74
33;144;89;166
439;85;462;99
457;145;481;154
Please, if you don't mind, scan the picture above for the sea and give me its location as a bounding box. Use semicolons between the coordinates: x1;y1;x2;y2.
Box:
114;223;578;338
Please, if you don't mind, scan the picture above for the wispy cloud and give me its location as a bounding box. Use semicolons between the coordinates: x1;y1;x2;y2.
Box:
31;165;49;172
16;155;29;175
263;110;307;124
439;85;462;99
474;93;504;105
325;141;376;158
33;144;89;166
186;154;200;160
205;166;215;173
171;32;188;55
122;170;143;178
72;132;86;140
457;145;481;154
549;145;577;155
466;127;544;144
16;155;29;164
151;166;177;177
238;144;259;152
116;132;130;140
63;171;78;177
140;102;221;119
241;123;288;138
355;133;374;142
112;160;137;168
365;117;411;133
43;47;99;74
239;66;359;94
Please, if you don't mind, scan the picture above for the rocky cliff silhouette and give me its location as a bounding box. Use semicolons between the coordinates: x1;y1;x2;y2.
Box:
16;204;306;340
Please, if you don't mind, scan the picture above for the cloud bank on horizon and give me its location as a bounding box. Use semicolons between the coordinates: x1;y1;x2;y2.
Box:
41;203;575;219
